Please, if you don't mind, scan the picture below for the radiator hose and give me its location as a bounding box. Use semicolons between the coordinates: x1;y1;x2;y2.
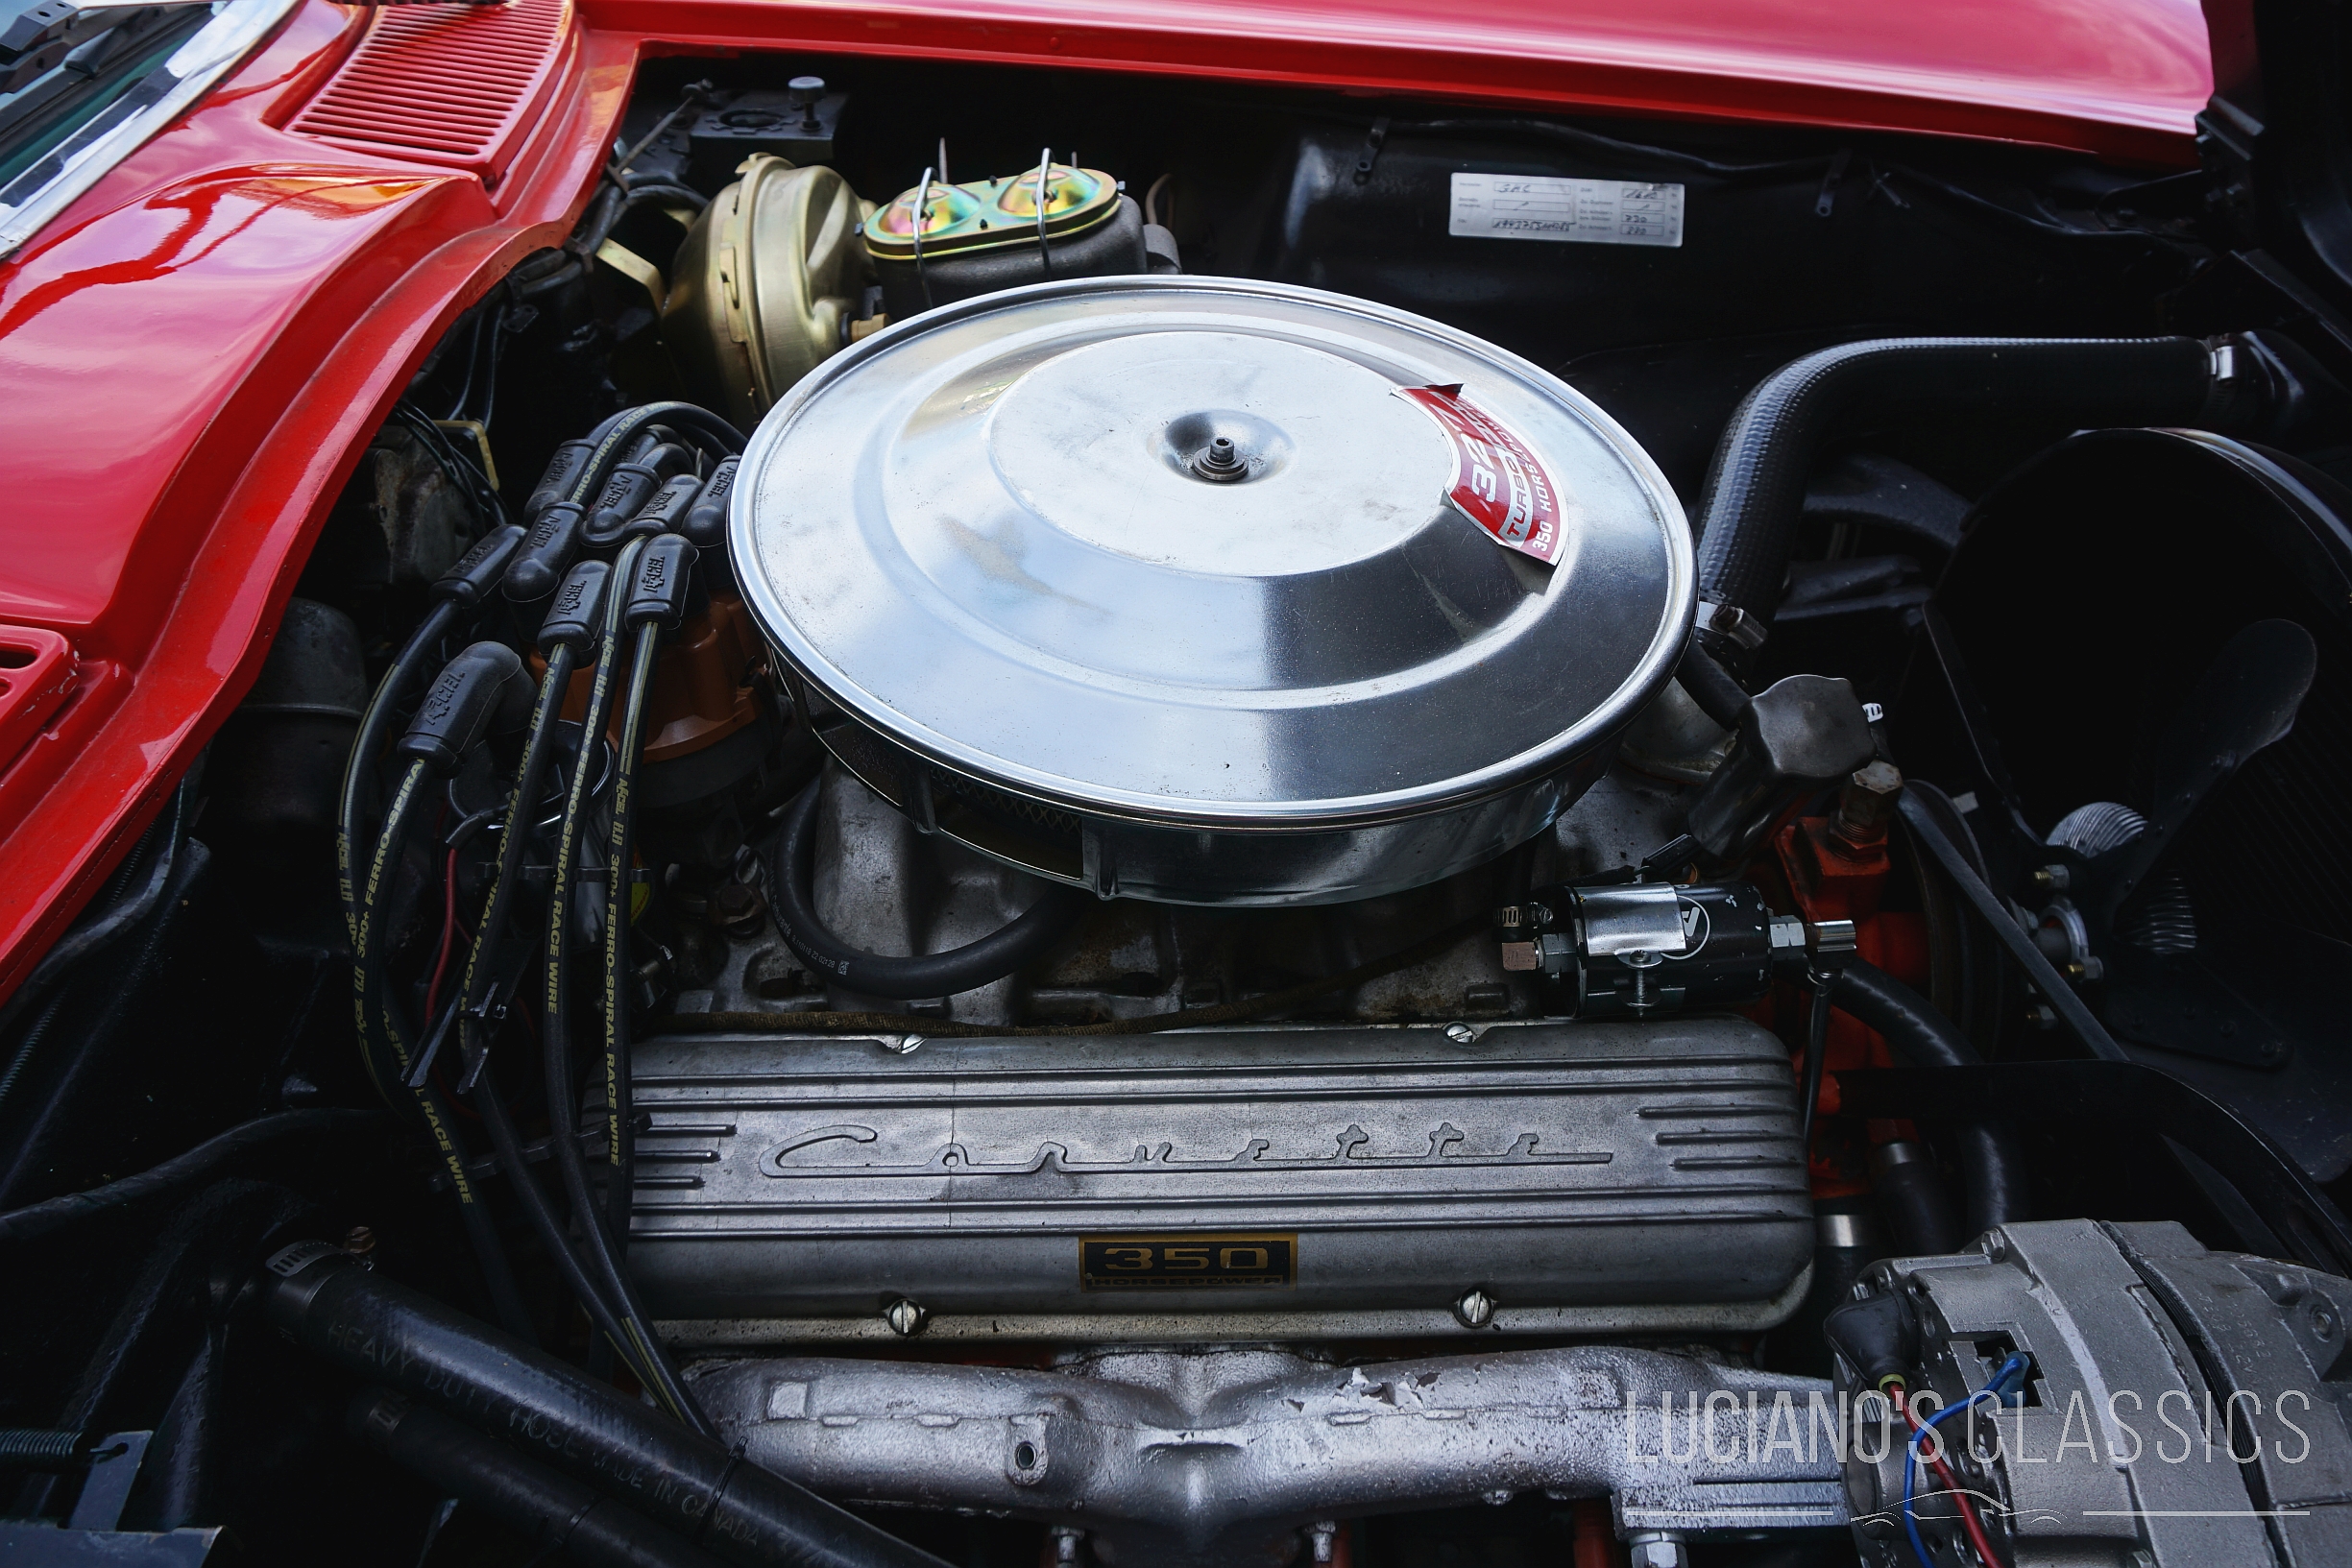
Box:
349;1391;724;1568
263;1246;947;1568
1691;336;2252;662
1832;958;2029;1239
766;781;1090;1000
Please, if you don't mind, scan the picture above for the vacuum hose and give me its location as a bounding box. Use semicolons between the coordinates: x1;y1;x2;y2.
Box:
1691;336;2247;661
766;781;1091;1000
1833;958;2030;1238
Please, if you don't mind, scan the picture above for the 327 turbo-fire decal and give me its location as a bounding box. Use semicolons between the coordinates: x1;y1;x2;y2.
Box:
1394;382;1564;565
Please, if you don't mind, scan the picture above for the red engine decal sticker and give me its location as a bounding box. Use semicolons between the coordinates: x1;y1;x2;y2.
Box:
1394;383;1564;565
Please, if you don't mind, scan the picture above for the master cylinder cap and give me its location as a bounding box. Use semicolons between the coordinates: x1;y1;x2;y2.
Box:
730;277;1693;905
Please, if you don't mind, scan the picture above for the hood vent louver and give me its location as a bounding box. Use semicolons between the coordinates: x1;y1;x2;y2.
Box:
287;0;571;185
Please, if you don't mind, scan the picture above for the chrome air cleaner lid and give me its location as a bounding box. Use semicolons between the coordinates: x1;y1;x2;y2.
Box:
730;277;1691;905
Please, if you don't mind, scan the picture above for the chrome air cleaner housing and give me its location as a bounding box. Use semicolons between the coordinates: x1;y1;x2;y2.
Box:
730;277;1690;905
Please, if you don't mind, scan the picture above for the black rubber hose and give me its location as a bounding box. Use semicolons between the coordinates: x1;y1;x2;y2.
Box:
1834;958;2030;1237
357;757;536;1339
467;1072;707;1435
339;599;460;961
766;783;1092;1000
4;776;189;1026
552;545;648;1231
0;781;192;1124
428;573;704;1430
0;990;69;1122
1691;337;2232;646
618;181;710;212
1871;1141;1961;1256
265;1252;949;1568
1675;642;1752;730
526;538;707;1435
545;541;645;1346
602;623;662;1248
351;1390;725;1568
0;1110;384;1246
455;640;576;1071
574;404;745;500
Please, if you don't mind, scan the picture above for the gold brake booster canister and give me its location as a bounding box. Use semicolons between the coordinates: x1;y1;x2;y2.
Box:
664;156;1175;428
662;155;873;430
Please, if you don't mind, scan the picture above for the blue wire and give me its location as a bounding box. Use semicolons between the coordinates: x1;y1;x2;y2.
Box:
1902;1354;2030;1567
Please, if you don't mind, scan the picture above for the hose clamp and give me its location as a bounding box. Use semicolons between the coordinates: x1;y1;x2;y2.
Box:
1804;917;1859;988
258;1241;358;1334
1695;599;1767;654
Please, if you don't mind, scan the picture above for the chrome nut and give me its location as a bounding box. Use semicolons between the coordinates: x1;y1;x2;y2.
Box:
1628;1532;1688;1568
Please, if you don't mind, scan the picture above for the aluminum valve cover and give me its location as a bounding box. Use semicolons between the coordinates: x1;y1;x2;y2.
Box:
730;277;1692;905
626;1018;1811;1336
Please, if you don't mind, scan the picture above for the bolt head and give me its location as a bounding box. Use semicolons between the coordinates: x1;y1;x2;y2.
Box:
711;880;764;930
1443;1022;1476;1045
1628;1536;1688;1568
1453;1287;1496;1328
1850;760;1903;797
884;1296;929;1336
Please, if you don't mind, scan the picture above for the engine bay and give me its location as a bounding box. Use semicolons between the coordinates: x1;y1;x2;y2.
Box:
5;45;2352;1568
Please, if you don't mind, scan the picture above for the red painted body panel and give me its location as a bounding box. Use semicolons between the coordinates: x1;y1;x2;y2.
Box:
0;3;628;998
0;0;2212;999
604;0;2211;165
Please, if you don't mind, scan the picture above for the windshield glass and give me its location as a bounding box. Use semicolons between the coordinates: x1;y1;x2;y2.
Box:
0;4;213;189
0;0;297;260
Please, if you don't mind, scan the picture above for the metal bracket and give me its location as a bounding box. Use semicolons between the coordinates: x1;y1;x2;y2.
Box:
1352;116;1392;184
1813;148;1854;217
67;1432;149;1532
1897;790;2128;1063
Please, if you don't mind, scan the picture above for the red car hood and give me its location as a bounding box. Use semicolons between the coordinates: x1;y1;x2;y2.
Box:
658;0;2211;151
0;0;2213;997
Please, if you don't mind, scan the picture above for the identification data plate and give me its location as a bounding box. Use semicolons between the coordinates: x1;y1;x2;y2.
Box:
1079;1234;1297;1291
1447;172;1684;247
